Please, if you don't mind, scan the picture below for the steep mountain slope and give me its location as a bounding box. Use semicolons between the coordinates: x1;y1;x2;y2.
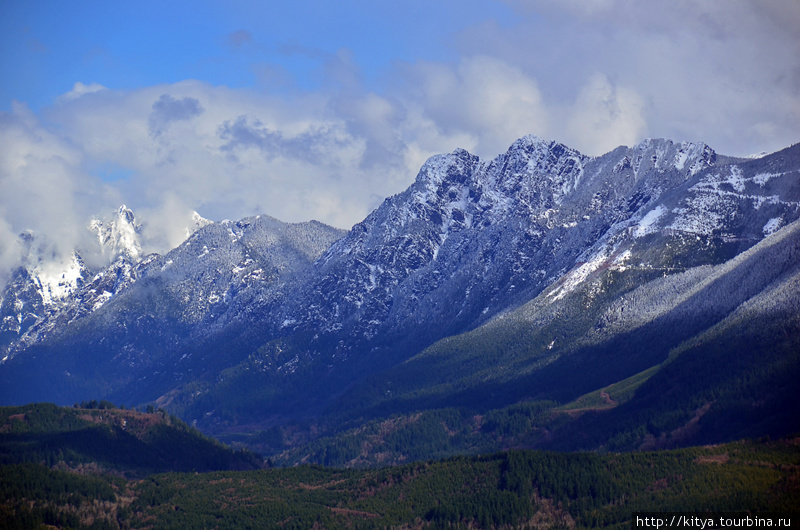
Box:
233;215;798;465
337;213;800;416
173;139;799;435
278;219;800;462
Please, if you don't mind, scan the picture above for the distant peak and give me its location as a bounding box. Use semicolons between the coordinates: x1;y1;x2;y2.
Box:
632;137;663;150
91;205;143;262
191;211;213;229
451;147;473;157
192;211;211;223
503;135;588;166
510;134;550;150
628;138;715;175
632;138;710;152
415;148;480;188
117;205;136;225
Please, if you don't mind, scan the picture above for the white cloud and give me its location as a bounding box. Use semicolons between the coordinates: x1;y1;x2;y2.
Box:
57;82;107;102
25;63;551;255
2;81;418;262
566;74;647;155
470;0;800;156
0;102;118;271
137;193;203;254
396;56;550;158
0;213;21;287
1;58;547;284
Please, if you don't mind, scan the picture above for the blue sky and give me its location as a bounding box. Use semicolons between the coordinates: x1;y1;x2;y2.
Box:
1;0;799;277
1;0;514;109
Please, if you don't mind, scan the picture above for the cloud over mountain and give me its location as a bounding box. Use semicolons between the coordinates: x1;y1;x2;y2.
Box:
1;0;798;286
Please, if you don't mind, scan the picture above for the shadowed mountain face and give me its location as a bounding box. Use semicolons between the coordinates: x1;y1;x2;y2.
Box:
1;136;799;457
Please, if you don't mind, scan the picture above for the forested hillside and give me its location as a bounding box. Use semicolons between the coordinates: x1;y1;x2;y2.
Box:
2;435;798;529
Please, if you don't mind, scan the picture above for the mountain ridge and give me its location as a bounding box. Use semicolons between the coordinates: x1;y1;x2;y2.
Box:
1;135;798;461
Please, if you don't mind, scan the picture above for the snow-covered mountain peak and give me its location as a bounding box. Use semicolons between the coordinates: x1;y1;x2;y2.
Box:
483;136;588;207
508;133;550;150
89;205;143;262
413;148;481;193
499;135;582;168
629;138;716;176
29;252;86;307
189;211;213;237
412;136;588;209
117;204;135;225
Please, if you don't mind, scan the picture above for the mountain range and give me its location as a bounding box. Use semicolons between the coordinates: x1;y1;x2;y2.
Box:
1;135;798;462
